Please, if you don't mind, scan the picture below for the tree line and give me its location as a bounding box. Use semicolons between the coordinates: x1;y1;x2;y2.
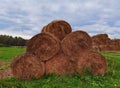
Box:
0;35;28;47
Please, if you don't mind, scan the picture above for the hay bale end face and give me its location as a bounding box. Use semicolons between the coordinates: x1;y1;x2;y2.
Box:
11;53;45;80
45;51;75;76
76;50;107;75
41;20;72;40
61;30;92;58
0;68;13;78
90;51;107;75
27;33;60;61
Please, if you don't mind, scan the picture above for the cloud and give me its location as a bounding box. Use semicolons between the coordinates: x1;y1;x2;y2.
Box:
0;0;120;39
75;20;120;39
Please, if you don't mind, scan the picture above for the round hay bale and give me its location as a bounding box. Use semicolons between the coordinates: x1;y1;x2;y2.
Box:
41;20;72;40
76;50;91;75
92;45;101;52
92;34;109;41
45;51;75;76
41;26;47;33
92;34;111;45
26;33;60;61
76;50;107;75
61;30;92;58
0;68;13;78
11;53;45;80
89;51;107;75
110;39;120;51
99;45;111;51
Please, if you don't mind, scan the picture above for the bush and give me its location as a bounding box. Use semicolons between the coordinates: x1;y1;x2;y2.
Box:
0;43;11;47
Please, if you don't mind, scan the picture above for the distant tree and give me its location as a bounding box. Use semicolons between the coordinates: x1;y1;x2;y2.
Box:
0;35;27;46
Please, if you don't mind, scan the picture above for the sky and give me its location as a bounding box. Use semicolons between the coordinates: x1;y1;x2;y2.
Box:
0;0;120;39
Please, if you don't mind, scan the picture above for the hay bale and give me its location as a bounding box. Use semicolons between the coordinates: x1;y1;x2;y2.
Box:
92;34;109;40
41;26;47;32
76;50;107;75
99;45;111;51
92;34;111;45
41;20;72;40
0;68;13;78
90;51;107;75
110;39;120;50
27;33;60;61
61;30;92;58
92;45;101;52
92;34;109;39
76;51;91;75
11;53;45;80
45;51;75;76
92;34;112;51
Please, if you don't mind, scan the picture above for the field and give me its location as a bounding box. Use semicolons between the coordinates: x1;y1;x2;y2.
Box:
0;47;120;88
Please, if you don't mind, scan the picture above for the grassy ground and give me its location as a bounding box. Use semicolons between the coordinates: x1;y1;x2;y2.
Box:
0;47;25;61
0;47;25;71
0;47;120;88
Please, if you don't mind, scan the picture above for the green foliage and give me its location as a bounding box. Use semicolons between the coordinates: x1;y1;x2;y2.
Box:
0;35;27;46
0;48;120;88
0;43;11;47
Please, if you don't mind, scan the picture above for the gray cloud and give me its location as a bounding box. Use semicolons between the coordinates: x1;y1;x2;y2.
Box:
0;0;120;39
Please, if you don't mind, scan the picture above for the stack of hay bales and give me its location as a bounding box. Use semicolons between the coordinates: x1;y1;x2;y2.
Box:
110;39;120;51
92;34;111;45
61;31;107;75
92;34;120;51
11;20;107;80
92;34;111;51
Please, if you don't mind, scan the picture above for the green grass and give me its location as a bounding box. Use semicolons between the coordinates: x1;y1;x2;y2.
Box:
0;47;25;61
0;47;25;71
0;74;120;88
0;47;120;88
102;51;120;64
